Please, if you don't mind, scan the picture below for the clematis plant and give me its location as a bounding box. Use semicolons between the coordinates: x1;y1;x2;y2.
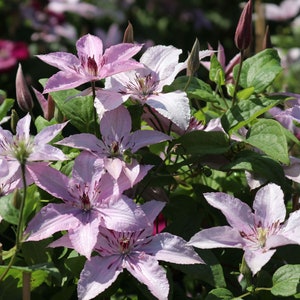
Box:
188;183;300;275
57;105;171;185
76;200;204;300
25;151;150;259
37;33;143;93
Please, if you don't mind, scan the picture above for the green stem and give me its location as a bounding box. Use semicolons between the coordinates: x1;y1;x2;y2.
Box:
232;50;244;106
90;81;99;137
0;163;27;282
233;287;272;299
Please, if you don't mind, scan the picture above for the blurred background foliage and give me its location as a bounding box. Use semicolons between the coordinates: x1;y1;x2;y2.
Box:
0;0;299;100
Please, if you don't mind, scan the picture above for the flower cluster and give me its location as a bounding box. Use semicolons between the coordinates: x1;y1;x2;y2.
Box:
1;1;300;299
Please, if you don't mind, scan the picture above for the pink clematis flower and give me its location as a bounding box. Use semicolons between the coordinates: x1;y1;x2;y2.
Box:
37;33;143;93
76;200;204;300
25;152;148;259
57;105;171;186
188;183;300;275
94;45;191;129
0;113;67;183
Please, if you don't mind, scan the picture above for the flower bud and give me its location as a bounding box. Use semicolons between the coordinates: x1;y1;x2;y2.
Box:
15;63;34;112
187;38;200;76
234;0;253;51
262;25;272;50
10;109;19;134
123;21;134;44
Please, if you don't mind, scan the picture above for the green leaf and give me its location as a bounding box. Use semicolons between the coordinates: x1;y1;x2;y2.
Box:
50;89;95;133
0;98;14;122
0;193;20;225
209;54;225;86
205;288;238;300
221;95;285;133
174;131;230;156
222;150;286;186
271;264;300;297
246;119;289;164
234;49;282;93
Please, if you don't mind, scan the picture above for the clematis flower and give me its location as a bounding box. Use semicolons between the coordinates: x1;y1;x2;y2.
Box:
25;152;148;259
57;105;171;185
0;113;67;183
37;33;143;93
94;45;191;129
188;183;300;275
264;0;300;21
76;200;204;300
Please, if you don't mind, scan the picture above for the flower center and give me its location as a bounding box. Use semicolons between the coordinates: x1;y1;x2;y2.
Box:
239;220;281;250
86;56;98;76
119;237;131;254
80;192;91;211
125;73;158;101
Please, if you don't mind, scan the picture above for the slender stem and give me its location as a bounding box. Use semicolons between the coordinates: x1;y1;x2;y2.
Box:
90;81;99;137
232;50;244;106
233;287;272;299
0;163;27;282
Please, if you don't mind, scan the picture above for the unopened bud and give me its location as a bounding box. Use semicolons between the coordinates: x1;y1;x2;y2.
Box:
12;188;22;209
123;21;134;43
32;87;55;120
10;109;19;134
15;64;34;112
262;25;272;50
187;38;201;76
235;0;253;51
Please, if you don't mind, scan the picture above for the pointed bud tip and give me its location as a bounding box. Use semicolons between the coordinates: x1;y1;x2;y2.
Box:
16;63;34;112
234;0;253;51
123;21;134;44
187;38;201;76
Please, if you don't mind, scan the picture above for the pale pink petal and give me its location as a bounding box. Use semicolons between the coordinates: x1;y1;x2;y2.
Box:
16;113;31;141
140;45;182;88
27;163;73;202
78;256;123;300
76;34;103;62
141;200;166;224
203;192;254;232
68;215;101;259
123;162;152;187
72;152;104;184
48;233;73;248
104;158;123;180
34;122;68;144
253;183;286;227
29;144;67;161
98;195;147;231
25;203;81;241
188;226;245;249
284;156;300;183
244;249;276;275
43;71;88;93
100;105;131;143
142;233;204;264
147;91;190;130
129;130;171;153
94;90;126;119
125;254;169;300
277;210;300;244
37;52;80;71
57;133;106;154
103;43;143;64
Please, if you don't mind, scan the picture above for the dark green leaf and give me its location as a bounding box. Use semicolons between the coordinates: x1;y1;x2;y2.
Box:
246;119;289;164
221;95;284;133
271;264;300;297
234;49;282;93
174;131;230;156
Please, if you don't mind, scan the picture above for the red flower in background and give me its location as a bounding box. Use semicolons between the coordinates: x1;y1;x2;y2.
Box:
0;40;29;72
